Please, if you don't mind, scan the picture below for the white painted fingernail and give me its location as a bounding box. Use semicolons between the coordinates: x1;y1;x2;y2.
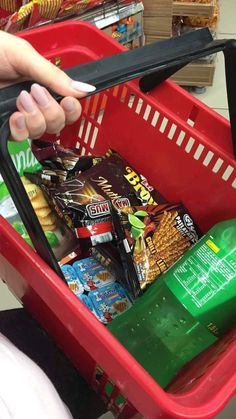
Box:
31;84;50;107
71;81;96;93
19;91;37;114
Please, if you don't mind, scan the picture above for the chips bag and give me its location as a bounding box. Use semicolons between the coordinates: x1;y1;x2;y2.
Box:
113;203;201;298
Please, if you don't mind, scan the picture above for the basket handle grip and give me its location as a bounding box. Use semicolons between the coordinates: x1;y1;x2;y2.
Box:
0;28;235;279
0;28;235;153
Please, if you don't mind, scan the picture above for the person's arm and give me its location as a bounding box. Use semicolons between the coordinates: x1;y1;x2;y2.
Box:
0;30;96;141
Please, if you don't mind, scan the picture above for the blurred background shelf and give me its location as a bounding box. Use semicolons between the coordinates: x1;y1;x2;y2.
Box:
143;0;218;87
173;1;214;17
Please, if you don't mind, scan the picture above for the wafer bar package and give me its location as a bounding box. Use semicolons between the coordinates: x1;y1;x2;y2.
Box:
61;264;84;296
88;283;133;324
43;188;115;250
113;203;201;298
73;256;116;291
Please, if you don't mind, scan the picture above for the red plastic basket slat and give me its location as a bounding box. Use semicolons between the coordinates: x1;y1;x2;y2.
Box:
0;21;235;418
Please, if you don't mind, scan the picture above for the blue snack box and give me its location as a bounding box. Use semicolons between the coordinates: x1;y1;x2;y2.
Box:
73;257;116;291
73;257;100;273
61;264;84;296
88;283;132;324
78;294;98;318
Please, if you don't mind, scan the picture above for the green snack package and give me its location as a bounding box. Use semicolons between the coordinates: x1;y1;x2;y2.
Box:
0;139;41;227
0;140;77;260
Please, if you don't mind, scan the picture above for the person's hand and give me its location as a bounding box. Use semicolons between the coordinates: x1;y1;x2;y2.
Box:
0;31;96;141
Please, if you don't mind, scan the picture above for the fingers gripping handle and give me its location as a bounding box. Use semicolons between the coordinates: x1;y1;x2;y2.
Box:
0;28;220;116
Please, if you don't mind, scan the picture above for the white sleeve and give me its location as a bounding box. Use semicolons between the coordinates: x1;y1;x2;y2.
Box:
0;333;73;419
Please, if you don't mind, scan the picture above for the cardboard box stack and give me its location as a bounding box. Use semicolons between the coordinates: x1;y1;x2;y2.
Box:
143;0;173;44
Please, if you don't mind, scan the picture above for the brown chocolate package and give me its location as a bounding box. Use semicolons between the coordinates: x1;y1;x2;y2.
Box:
113;203;201;298
49;151;167;211
31;139;103;177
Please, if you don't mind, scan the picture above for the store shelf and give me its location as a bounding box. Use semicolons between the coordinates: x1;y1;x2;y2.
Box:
172;1;214;17
74;1;144;29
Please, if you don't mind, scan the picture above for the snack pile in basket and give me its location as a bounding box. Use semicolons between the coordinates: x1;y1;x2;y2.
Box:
3;138;236;392
10;140;201;322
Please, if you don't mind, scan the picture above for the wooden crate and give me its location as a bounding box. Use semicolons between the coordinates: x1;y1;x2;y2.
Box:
173;1;214;17
144;16;172;37
143;0;173;38
171;62;215;86
145;34;168;44
143;0;217;86
143;0;173;17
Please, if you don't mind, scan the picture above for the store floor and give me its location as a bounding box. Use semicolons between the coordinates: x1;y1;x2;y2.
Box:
0;0;235;417
191;0;233;120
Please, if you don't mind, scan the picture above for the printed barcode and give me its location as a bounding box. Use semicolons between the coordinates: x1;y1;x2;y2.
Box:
91;232;113;246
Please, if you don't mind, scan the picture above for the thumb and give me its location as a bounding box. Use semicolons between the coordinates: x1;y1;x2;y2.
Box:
16;39;96;98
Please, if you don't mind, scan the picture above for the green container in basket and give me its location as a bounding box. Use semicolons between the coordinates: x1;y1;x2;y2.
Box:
108;219;236;388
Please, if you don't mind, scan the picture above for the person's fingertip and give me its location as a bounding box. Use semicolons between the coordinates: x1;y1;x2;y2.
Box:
61;97;82;125
62;97;75;113
9;114;29;141
18;91;37;114
71;81;96;93
15;114;26;130
31;84;50;107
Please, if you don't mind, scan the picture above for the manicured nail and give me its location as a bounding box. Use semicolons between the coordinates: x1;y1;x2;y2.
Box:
71;81;96;93
63;97;75;113
31;83;50;107
19;91;37;113
15;115;26;130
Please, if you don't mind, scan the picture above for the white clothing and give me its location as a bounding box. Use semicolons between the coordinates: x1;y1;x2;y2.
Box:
0;333;72;419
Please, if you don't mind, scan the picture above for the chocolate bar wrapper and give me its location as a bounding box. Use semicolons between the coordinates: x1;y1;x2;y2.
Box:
113;203;201;298
42;183;115;250
31;139;103;177
43;173;140;251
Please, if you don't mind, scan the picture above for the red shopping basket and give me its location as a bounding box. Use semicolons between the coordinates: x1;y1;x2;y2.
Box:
0;21;235;418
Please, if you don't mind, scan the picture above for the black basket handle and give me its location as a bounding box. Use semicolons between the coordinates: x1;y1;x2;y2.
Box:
0;27;235;280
